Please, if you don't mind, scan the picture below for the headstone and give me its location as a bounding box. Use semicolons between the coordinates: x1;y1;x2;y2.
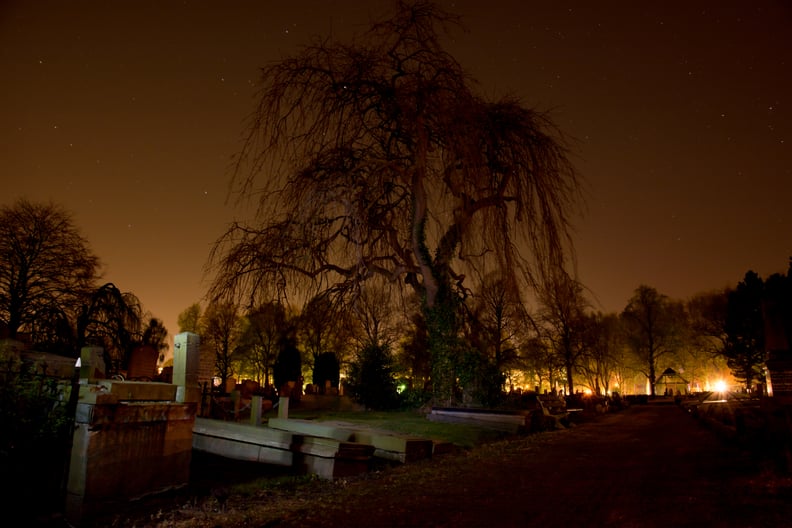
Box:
127;345;158;379
250;395;263;426
278;396;289;419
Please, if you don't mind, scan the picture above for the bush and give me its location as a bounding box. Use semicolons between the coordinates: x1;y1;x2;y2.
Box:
273;338;301;392
347;344;400;410
0;346;74;514
458;347;505;408
398;386;432;410
312;351;340;392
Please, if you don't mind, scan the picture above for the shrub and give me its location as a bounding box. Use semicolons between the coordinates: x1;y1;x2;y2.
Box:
0;346;74;513
273;338;302;392
312;351;340;392
347;344;399;410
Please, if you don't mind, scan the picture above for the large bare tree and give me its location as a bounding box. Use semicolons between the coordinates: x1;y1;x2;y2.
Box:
466;273;525;377
621;285;686;396
0;199;99;341
237;301;291;387
201;301;243;391
537;269;590;394
210;1;580;403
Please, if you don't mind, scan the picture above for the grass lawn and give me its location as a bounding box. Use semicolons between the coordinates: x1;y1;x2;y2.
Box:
284;409;510;448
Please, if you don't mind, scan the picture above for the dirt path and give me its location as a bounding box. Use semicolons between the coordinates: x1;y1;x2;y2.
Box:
274;404;791;528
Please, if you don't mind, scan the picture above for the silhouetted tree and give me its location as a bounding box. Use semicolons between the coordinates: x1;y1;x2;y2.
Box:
201;302;242;391
687;290;729;356
682;291;732;390
312;351;340;392
348;343;399;410
462;273;525;402
141;317;169;362
27;304;75;355
273;334;301;394
299;294;353;382
519;335;565;392
397;308;432;389
722;271;765;390
209;1;580;405
177;303;202;334
764;260;792;355
237;302;291;386
578;312;620;396
351;279;399;349
466;273;524;375
0;199;100;341
77;282;143;372
537;270;590;394
621;285;685;396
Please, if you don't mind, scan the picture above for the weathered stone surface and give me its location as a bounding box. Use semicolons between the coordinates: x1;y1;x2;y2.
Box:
94;380;177;402
767;353;792;401
428;408;530;433
267;418;356;441
291;435;374;480
353;430;433;463
66;399;195;525
309;421;433;463
192;418;294;466
173;332;200;403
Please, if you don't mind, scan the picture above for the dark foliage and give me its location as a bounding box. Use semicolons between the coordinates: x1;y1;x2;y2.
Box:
209;1;581;406
348;344;400;410
458;346;506;408
0;348;74;515
0;199;99;346
273;336;302;392
312;351;340;392
723;271;766;389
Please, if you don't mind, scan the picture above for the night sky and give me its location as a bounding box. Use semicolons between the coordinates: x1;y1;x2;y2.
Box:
2;1;790;347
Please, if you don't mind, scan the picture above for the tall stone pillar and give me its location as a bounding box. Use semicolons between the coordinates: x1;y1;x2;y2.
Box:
173;332;200;403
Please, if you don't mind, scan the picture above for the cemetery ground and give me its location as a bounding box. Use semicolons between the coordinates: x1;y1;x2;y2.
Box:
69;402;792;528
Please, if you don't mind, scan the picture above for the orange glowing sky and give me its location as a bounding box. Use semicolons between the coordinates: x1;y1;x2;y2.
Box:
2;1;790;348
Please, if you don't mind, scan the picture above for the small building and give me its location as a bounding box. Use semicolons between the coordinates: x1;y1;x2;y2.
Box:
655;368;689;396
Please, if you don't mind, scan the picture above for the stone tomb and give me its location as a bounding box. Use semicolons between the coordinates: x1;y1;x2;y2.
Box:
66;381;195;522
66;333;200;525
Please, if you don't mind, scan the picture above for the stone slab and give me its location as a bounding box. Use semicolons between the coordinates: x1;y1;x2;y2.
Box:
192;418;294;466
193;417;293;449
428;408;529;433
267;417;356;441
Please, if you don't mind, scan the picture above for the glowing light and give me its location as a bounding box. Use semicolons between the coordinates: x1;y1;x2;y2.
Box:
713;380;728;393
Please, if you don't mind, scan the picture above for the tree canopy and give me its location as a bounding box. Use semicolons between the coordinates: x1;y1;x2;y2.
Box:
210;0;579;306
621;285;685;396
0;199;100;340
209;1;581;404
